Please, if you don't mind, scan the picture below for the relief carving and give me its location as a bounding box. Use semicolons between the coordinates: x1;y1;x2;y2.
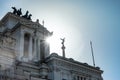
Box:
2;36;16;49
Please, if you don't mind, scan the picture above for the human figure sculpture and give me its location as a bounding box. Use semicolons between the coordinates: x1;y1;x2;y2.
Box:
61;38;65;45
22;10;29;18
17;8;22;16
12;7;17;14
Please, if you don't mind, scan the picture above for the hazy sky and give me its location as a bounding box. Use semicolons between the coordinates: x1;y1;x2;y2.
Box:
0;0;120;80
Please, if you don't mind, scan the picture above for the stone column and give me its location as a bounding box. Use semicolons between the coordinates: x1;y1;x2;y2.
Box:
19;31;24;61
33;38;37;61
37;39;41;61
29;35;32;60
40;40;45;61
36;39;38;61
44;42;50;58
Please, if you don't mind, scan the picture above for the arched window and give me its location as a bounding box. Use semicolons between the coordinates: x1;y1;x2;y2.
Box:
24;33;30;57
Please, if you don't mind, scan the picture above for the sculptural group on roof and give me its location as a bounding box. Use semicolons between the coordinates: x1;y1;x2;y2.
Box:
12;7;32;20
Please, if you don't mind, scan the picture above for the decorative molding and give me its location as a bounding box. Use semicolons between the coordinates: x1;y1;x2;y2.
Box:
47;57;102;78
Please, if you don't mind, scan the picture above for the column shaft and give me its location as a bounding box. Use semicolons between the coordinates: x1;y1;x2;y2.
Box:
29;35;32;60
19;31;24;60
37;39;40;61
33;38;37;61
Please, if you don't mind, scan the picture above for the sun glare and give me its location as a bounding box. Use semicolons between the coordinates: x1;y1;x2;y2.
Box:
45;33;62;55
46;36;52;44
41;13;76;56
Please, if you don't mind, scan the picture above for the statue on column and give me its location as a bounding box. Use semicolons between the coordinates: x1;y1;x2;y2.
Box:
60;38;66;58
61;38;65;45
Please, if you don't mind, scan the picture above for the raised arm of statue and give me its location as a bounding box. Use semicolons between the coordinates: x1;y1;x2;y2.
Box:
60;38;65;45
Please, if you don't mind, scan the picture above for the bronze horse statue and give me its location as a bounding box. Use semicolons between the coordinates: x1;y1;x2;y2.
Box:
12;7;17;14
27;14;32;20
22;10;29;18
11;7;32;20
17;8;22;16
12;7;22;16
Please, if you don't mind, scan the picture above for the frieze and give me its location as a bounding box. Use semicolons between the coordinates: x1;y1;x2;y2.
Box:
19;20;50;35
20;20;38;28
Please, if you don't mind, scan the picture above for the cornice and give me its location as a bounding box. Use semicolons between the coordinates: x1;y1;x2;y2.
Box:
46;53;103;74
0;12;52;36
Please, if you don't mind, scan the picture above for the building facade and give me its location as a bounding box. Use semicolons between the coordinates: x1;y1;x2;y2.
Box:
0;10;103;80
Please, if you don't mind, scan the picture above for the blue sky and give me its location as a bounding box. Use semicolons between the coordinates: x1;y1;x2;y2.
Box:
0;0;120;80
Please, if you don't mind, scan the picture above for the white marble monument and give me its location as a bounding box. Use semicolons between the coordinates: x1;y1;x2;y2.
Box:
0;8;103;80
